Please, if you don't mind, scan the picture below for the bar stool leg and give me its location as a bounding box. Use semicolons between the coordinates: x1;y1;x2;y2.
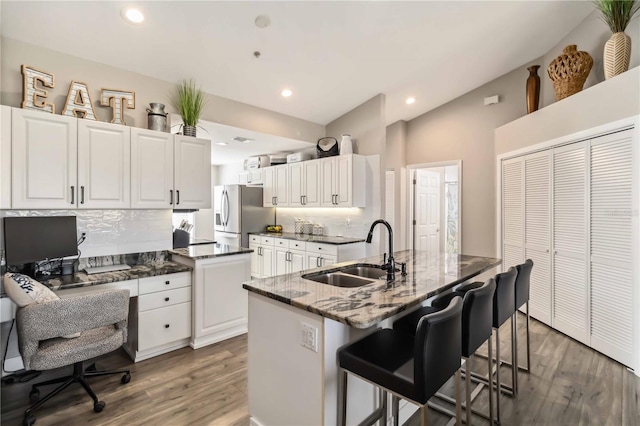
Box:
392;395;400;426
495;327;501;424
455;369;462;426
488;336;495;425
380;389;388;426
464;357;472;425
511;314;518;395
526;301;531;372
420;404;428;426
338;369;347;426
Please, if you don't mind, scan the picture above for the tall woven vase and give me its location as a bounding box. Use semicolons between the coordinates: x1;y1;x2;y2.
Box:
604;32;631;79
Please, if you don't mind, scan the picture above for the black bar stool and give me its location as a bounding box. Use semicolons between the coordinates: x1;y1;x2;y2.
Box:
337;297;463;426
394;279;496;425
513;259;534;388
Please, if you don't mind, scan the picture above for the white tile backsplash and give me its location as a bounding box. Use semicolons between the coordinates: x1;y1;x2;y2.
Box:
0;210;172;259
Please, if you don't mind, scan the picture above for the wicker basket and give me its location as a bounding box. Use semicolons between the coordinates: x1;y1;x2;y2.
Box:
547;45;593;101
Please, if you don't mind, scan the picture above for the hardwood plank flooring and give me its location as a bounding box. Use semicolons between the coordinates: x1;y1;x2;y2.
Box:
2;317;639;426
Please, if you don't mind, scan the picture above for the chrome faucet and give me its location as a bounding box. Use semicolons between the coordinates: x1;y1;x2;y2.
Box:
366;219;396;281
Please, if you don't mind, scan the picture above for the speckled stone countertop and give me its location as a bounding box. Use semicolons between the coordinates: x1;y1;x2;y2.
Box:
39;261;192;292
169;243;253;260
243;250;501;329
250;232;365;245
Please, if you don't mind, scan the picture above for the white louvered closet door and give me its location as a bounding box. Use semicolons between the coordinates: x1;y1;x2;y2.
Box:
552;141;589;345
502;157;524;271
589;129;635;367
524;151;552;326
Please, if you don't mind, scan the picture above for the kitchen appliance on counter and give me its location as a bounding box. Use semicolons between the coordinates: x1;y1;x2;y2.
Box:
215;185;274;248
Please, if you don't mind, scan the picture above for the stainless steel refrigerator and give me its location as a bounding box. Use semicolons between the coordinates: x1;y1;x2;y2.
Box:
214;185;274;248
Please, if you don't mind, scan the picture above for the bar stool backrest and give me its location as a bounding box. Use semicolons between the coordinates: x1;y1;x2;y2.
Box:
463;278;496;357
414;296;463;402
515;259;534;309
493;267;517;327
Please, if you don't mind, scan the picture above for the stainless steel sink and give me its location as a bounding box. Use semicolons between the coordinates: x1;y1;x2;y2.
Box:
338;266;387;279
302;272;375;288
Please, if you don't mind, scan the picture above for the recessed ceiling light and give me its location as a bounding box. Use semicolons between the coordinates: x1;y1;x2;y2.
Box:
281;89;293;98
216;142;228;146
122;8;144;24
406;97;416;105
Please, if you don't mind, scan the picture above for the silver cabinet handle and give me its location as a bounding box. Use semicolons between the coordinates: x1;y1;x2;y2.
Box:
80;186;85;204
176;190;180;205
170;190;174;205
70;186;75;204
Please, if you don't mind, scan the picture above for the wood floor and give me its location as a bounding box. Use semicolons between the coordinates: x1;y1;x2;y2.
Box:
1;316;639;426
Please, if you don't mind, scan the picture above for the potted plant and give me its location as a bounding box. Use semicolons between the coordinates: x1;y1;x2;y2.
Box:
594;0;640;79
172;79;205;137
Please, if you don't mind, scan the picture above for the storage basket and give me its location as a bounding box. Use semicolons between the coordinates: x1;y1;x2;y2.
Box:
317;137;339;158
547;45;593;101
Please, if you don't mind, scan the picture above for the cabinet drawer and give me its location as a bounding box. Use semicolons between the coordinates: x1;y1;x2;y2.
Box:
138;302;191;351
289;240;306;251
274;238;289;249
260;236;275;246
138;286;191;312
139;272;191;295
306;242;338;256
249;235;261;244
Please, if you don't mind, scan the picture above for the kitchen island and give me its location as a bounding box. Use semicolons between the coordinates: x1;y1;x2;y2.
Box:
243;250;500;426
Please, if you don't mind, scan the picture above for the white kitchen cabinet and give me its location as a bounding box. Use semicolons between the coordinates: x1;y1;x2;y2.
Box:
307;253;337;269
289;249;306;273
289;162;304;207
320;155;366;207
290;160;321;207
249;241;261;277
11;109;78;208
1;106;11;209
251;236;276;278
274;237;308;275
239;169;263;185
130;128;174;208
77;120;130;209
263;164;289;207
275;247;289;276
174;135;211;209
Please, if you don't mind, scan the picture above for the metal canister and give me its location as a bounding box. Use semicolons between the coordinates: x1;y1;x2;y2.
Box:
147;103;168;132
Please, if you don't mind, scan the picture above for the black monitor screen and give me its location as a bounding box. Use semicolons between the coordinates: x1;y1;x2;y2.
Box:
3;216;78;266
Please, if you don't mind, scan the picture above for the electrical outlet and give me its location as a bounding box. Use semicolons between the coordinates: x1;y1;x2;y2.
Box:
300;322;318;352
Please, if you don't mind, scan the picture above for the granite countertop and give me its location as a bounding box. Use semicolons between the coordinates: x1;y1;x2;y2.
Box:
39;261;192;292
169;243;253;260
243;250;501;329
250;232;365;245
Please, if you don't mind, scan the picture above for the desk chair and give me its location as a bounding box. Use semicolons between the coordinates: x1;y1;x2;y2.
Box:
16;289;131;426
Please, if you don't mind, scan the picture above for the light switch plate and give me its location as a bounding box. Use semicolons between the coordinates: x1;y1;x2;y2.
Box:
300;322;318;352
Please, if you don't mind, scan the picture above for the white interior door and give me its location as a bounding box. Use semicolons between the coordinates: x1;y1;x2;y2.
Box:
414;169;441;255
502;157;525;271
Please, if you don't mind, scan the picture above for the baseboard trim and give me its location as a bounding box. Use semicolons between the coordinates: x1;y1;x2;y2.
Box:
190;325;247;350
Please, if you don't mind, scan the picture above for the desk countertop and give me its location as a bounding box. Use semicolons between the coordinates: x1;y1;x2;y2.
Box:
243;250;501;329
169;243;253;260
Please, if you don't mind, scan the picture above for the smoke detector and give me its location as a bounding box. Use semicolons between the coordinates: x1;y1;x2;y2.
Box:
255;15;271;28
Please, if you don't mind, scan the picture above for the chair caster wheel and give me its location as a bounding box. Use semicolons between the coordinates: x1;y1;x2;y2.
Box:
23;414;36;426
121;373;131;384
94;401;106;413
29;389;40;403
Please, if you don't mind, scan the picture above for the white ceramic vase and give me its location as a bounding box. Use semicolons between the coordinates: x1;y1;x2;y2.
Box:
604;32;631;80
340;134;353;155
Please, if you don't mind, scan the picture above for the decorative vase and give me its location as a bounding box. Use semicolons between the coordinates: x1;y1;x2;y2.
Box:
604;32;631;80
340;134;353;155
526;65;540;114
547;45;593;101
182;125;197;137
147;103;168;132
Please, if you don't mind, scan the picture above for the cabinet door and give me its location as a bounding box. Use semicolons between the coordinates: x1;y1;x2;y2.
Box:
131;128;173;208
275;248;289;277
274;165;289;206
12;109;77;208
263;167;275;207
303;160;321;207
249;243;261;278
589;130;635;366
138;302;191;352
335;155;353;206
319;255;337;267
289;162;304;207
320;158;336;206
307;254;322;269
1;106;11;209
524;151;552;325
552;141;589;344
174;135;211;209
502;157;524;271
289;249;306;273
77;120;130;209
261;245;275;278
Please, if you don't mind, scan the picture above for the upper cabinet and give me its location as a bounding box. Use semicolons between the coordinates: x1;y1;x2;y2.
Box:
290;160;321;207
77;120;130;209
5;107;211;210
11;109;78;209
174;135;211;209
263;164;288;207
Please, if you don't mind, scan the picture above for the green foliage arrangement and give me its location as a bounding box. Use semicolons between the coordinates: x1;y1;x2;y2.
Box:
594;0;640;33
172;79;205;127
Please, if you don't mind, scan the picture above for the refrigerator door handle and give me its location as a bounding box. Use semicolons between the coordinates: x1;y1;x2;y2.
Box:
223;189;230;227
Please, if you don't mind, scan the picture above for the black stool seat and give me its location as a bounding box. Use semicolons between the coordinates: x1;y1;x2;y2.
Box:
515;259;533;310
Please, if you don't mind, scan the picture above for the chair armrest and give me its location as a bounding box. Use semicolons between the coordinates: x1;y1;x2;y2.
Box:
16;289;130;345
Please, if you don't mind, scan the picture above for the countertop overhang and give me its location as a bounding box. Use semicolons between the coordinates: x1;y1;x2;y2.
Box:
169;243;253;260
243;250;501;328
250;232;365;245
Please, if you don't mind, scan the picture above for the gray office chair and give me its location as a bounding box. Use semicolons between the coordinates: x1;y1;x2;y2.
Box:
16;289;131;426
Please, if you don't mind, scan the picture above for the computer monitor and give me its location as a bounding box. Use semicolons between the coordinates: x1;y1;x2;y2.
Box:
3;216;78;269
